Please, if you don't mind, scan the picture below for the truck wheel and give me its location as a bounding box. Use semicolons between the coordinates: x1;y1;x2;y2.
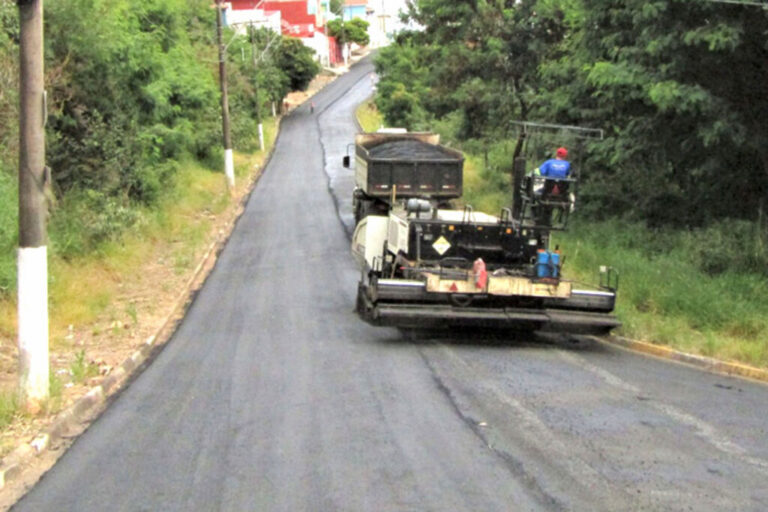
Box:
356;281;372;316
355;200;373;224
356;283;366;314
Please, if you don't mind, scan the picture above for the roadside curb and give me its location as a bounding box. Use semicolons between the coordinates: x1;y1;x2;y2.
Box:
0;120;285;494
602;335;768;385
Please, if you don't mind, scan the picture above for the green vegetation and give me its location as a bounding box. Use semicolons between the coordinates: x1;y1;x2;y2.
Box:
0;170;16;295
375;0;768;230
70;350;99;384
356;99;383;132
327;18;370;48
275;38;322;92
0;0;319;301
557;221;768;366
0;389;17;429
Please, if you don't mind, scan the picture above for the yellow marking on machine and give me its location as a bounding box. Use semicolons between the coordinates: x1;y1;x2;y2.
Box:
432;236;451;255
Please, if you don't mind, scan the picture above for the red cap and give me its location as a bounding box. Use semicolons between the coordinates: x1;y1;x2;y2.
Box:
556;147;568;158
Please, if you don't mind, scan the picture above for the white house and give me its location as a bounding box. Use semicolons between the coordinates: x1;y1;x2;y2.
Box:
224;5;282;35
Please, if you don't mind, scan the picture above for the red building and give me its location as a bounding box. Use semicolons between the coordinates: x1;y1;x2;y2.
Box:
230;1;319;38
328;36;342;66
229;0;342;66
264;1;316;37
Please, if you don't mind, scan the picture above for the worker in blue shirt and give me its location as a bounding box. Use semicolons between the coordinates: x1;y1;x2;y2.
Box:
536;147;571;179
532;147;572;226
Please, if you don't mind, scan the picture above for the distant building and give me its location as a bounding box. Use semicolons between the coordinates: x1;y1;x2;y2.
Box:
224;2;282;35
261;1;316;38
336;1;405;48
342;0;368;21
365;0;409;47
227;1;338;67
365;0;386;48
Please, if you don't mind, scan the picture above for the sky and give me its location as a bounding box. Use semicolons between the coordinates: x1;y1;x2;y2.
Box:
367;0;409;19
368;0;411;33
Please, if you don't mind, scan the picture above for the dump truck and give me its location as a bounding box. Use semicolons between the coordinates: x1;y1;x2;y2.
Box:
346;132;620;334
344;132;464;223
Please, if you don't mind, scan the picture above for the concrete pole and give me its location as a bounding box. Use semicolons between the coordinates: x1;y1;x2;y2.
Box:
17;0;49;410
249;23;264;151
216;0;235;189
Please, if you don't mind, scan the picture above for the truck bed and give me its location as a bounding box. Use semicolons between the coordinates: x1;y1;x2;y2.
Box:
354;133;464;200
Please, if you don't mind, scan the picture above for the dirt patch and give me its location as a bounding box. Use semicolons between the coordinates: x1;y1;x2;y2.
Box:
284;71;335;109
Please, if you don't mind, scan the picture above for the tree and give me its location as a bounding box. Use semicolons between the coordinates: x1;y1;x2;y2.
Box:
276;37;320;92
375;0;567;152
539;0;768;226
373;35;430;130
43;0;221;205
329;0;343;17
326;18;370;47
327;17;369;66
374;0;768;227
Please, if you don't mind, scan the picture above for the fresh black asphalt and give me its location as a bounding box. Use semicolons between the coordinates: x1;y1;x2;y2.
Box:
13;57;768;512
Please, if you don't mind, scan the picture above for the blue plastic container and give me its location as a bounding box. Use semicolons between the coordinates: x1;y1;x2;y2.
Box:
550;251;560;278
536;250;561;278
536;250;550;278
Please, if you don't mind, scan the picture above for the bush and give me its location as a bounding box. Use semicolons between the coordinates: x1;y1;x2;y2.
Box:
0;0;321;280
49;190;141;258
682;219;768;276
557;218;768;355
0;168;17;296
375;82;426;131
44;0;219;205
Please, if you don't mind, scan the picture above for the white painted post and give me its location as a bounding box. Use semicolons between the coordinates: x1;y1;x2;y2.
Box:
258;123;264;152
18;247;49;406
224;148;235;189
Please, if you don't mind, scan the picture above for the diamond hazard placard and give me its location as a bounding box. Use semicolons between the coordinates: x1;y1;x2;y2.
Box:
432;236;451;255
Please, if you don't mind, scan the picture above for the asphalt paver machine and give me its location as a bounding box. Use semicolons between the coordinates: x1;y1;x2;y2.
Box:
345;128;620;334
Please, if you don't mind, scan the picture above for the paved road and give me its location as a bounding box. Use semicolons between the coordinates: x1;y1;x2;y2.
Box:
14;58;768;512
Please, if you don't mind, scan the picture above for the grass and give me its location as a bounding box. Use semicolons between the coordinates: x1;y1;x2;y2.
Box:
459;154;509;215
0;169;17;297
0;390;18;430
554;220;768;367
356;98;384;132
0;369;66;430
70;349;99;384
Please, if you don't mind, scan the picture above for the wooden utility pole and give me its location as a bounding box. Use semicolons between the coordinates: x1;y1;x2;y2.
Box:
216;0;235;189
17;0;49;409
